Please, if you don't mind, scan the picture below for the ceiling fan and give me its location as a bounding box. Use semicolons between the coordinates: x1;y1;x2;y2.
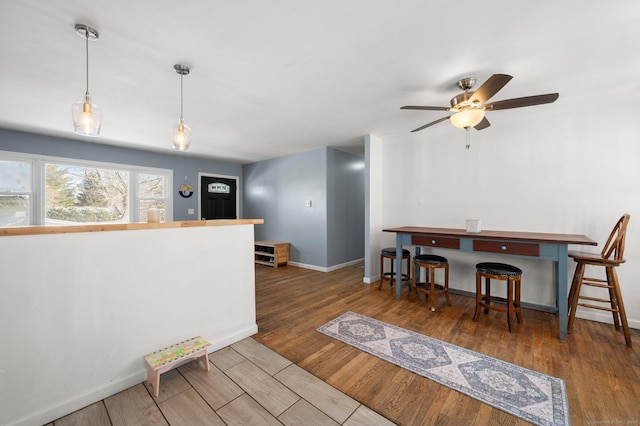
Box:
401;74;559;132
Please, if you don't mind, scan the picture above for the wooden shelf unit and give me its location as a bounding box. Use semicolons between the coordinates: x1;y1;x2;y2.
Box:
254;240;289;268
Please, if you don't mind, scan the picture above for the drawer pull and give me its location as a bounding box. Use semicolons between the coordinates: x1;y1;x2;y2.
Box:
501;245;507;251
431;240;436;245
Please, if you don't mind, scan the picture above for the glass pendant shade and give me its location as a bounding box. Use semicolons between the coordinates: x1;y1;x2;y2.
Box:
172;118;191;151
450;108;485;129
72;94;102;136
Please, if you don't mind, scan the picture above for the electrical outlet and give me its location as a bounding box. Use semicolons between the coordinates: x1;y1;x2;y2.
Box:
187;208;194;214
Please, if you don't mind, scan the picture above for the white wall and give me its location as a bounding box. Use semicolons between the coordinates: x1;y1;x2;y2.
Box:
0;224;258;426
369;89;640;329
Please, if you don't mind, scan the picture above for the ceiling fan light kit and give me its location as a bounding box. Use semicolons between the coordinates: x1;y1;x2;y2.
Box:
401;73;559;143
450;109;485;129
71;24;102;137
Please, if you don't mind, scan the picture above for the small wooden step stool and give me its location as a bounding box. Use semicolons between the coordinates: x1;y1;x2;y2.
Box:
144;336;211;396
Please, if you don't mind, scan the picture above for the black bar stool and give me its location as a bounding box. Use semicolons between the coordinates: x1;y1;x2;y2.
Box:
411;254;450;311
474;262;523;332
379;248;411;290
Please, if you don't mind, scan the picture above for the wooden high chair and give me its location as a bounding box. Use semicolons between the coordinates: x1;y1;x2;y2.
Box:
567;214;632;347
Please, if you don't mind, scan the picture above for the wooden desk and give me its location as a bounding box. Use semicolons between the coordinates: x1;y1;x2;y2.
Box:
383;226;597;340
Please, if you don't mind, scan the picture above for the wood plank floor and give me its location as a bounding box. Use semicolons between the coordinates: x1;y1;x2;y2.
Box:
252;263;640;426
50;263;640;425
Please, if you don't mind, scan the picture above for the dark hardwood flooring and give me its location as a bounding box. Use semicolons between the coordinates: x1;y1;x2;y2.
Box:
253;263;640;425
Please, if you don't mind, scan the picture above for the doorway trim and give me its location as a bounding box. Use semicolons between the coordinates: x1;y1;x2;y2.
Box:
198;172;240;220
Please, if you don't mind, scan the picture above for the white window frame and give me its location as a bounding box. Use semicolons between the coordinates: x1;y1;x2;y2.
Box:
0;150;173;226
0;154;35;226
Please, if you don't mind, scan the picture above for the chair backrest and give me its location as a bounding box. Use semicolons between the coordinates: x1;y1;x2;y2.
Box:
601;214;630;261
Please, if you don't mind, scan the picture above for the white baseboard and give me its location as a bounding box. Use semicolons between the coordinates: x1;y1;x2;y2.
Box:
209;325;259;351
287;261;327;272
576;309;639;330
363;274;380;284
11;325;258;426
327;258;364;272
288;258;364;273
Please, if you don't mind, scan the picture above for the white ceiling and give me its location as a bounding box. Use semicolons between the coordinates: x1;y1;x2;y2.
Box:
0;1;638;164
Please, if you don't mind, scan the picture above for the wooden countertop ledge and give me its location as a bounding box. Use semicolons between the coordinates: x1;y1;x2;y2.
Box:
0;219;265;237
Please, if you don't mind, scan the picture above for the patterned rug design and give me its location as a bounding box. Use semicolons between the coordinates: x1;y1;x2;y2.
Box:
317;312;569;426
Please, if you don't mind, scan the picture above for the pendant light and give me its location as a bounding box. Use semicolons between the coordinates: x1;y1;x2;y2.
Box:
71;24;101;136
172;64;191;151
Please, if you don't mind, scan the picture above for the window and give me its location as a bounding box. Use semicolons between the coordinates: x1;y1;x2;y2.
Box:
45;163;130;225
0;151;172;227
0;160;32;226
138;173;168;222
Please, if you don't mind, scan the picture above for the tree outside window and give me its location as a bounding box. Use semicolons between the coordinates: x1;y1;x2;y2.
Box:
138;173;167;222
45;163;129;224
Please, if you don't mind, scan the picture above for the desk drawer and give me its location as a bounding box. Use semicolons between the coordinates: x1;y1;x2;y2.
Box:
473;240;539;257
412;235;460;249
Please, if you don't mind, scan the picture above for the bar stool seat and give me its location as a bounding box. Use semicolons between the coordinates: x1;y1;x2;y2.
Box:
379;248;411;290
411;254;450;312
474;262;523;332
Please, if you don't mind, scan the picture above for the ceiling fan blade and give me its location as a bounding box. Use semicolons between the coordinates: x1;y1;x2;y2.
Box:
485;93;559;110
401;105;449;111
469;74;513;104
411;116;450;132
474;117;491;130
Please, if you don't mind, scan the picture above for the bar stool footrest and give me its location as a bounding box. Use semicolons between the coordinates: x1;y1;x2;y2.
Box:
414;282;447;292
479;295;520;314
577;302;617;312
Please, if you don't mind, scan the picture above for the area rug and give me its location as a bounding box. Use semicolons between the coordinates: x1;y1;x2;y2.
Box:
317;312;569;426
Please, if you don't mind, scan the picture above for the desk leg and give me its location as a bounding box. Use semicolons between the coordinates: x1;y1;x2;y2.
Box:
395;235;403;300
556;244;569;340
415;246;421;285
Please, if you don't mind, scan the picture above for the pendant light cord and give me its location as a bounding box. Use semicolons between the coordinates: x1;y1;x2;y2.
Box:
180;73;184;120
85;31;90;96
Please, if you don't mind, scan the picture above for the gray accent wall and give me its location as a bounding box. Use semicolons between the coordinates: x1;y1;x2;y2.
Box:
327;147;365;266
0;129;243;220
243;146;364;269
